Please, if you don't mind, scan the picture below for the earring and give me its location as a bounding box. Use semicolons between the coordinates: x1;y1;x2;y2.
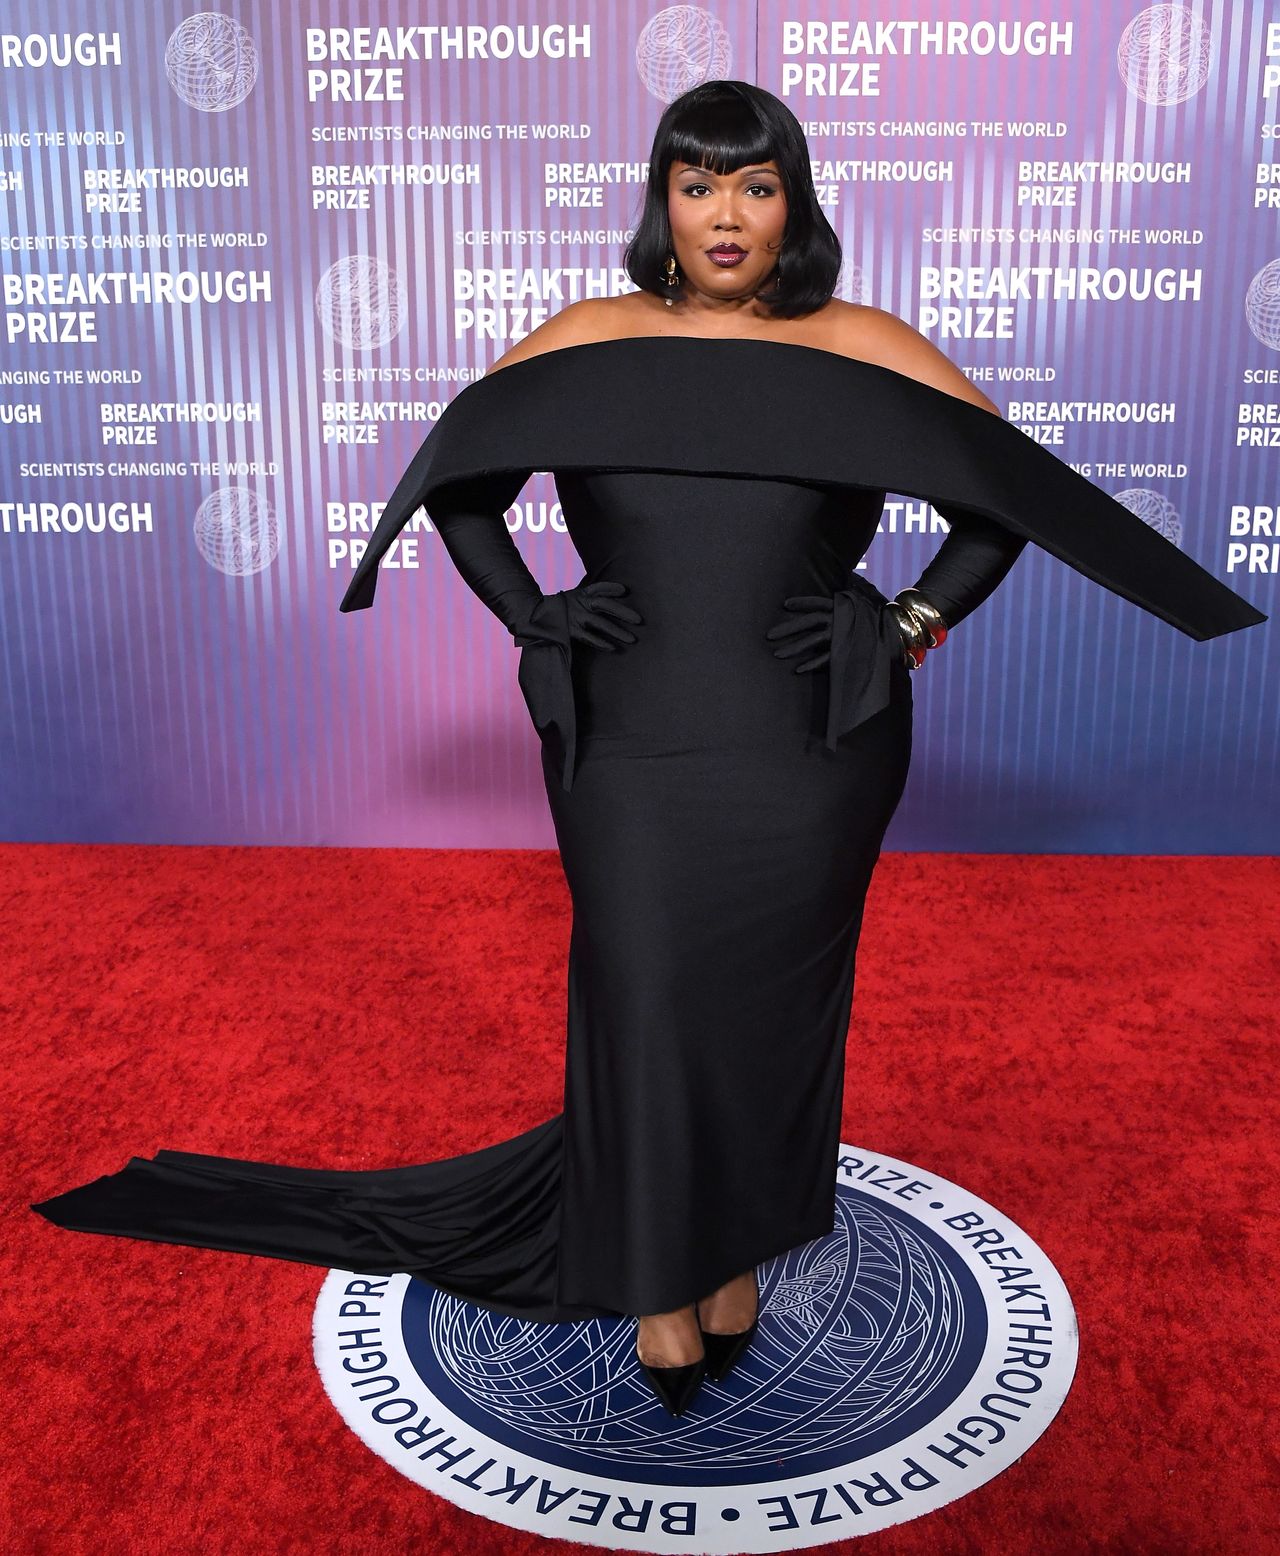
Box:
663;253;679;306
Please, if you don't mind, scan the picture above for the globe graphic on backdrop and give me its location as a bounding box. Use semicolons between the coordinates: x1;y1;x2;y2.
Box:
165;12;259;112
1117;5;1212;105
636;7;733;103
1245;259;1280;352
315;256;406;351
193;486;280;576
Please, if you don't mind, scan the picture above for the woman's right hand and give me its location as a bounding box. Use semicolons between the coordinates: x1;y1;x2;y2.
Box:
512;581;643;792
521;580;644;651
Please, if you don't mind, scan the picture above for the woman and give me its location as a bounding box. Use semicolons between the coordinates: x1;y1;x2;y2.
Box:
32;81;1265;1419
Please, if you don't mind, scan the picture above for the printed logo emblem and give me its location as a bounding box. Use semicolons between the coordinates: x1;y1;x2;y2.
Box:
314;1143;1077;1550
165;13;260;112
314;255;405;350
193;486;280;575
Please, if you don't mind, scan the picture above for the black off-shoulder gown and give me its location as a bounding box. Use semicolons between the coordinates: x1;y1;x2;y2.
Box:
31;338;1266;1323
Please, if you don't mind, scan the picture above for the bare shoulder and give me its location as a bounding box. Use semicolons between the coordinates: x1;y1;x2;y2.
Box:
832;304;1003;417
484;299;615;376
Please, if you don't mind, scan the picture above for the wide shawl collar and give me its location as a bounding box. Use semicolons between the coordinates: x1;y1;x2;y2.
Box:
339;336;1267;792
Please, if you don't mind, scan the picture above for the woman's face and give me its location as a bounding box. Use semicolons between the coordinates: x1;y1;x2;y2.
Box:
665;158;787;303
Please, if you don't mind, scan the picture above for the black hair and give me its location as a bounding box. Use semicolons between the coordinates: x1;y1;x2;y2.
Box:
623;79;842;319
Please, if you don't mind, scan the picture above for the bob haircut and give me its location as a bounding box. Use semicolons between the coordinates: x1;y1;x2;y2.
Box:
623;79;843;320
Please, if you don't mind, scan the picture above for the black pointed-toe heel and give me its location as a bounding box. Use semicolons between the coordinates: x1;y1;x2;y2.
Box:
698;1317;758;1382
698;1271;760;1382
637;1353;707;1417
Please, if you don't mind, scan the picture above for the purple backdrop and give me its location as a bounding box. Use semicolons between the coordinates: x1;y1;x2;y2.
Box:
1;0;1275;851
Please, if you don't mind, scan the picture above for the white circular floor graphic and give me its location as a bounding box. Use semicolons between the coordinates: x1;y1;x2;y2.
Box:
313;1143;1078;1552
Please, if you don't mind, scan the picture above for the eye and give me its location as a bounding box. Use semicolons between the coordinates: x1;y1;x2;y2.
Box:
681;182;778;197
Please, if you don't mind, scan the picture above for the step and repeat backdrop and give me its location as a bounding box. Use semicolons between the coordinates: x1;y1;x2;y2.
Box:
1;1;1276;851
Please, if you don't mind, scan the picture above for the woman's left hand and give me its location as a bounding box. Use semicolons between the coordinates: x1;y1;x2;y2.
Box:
764;595;838;673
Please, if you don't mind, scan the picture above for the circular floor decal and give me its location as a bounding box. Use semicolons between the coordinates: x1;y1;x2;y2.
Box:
313;1142;1078;1550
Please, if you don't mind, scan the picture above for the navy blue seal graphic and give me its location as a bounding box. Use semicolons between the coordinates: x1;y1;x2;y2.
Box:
399;1191;986;1485
314;1143;1078;1551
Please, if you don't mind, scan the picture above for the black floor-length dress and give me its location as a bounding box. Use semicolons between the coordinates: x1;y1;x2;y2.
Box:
32;337;1266;1324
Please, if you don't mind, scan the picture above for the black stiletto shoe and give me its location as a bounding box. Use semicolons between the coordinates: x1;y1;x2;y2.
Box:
698;1317;758;1383
637;1350;707;1417
697;1271;760;1382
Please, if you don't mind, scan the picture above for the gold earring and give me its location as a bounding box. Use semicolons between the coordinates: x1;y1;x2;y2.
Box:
663;253;679;306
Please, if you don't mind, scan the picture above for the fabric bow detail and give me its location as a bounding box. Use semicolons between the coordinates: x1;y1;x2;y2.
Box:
513;591;577;792
824;574;903;752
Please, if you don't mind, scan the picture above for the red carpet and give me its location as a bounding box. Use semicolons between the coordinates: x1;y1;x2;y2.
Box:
4;842;1276;1554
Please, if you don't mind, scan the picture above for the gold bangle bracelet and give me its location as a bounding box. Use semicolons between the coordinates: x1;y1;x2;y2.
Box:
894;588;949;649
885;601;929;669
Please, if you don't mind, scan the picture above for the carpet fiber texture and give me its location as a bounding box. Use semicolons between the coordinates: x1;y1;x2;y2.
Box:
4;842;1276;1555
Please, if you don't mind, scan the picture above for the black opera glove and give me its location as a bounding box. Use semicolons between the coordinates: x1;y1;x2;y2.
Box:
428;502;642;792
512;580;643;653
512;581;644;794
765;509;1028;750
764;573;906;751
912;506;1029;631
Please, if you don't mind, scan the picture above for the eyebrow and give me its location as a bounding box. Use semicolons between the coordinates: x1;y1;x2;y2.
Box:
677;164;778;177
